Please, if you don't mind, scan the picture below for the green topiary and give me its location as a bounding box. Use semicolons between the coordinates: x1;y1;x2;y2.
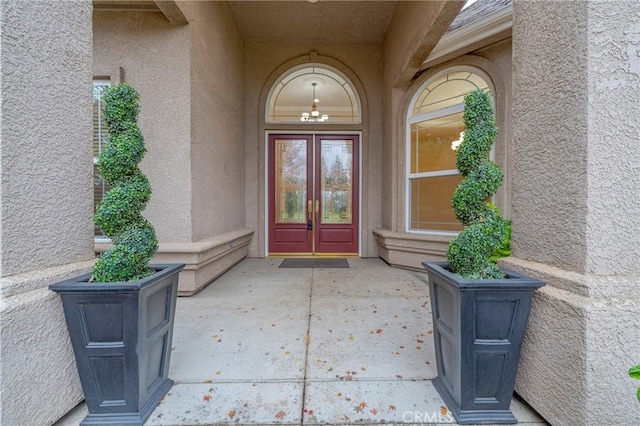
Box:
447;89;510;279
92;84;158;282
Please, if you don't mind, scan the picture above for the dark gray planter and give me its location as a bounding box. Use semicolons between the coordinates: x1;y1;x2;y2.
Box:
422;262;544;424
50;263;184;425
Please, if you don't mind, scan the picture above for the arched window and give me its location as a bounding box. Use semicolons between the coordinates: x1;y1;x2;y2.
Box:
266;64;360;124
407;68;492;233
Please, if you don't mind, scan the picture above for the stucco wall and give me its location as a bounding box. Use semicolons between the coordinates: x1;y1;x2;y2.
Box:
380;1;464;231
510;1;640;424
584;1;640;276
178;1;246;241
0;1;94;424
511;0;589;273
243;41;383;258
1;0;94;277
93;11;192;242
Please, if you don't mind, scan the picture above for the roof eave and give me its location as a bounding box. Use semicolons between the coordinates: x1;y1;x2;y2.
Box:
422;1;513;69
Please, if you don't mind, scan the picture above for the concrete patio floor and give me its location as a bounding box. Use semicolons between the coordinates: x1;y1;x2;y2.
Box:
56;258;548;425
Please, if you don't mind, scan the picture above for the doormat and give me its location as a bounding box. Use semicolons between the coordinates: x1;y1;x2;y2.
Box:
279;258;350;269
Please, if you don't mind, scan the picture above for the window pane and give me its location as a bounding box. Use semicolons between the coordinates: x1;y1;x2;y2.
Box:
93;81;110;237
267;66;360;124
410;112;464;174
274;140;307;223
410;175;463;232
412;71;489;116
320;140;352;224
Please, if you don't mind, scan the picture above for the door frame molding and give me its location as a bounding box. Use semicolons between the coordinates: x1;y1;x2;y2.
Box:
264;130;363;257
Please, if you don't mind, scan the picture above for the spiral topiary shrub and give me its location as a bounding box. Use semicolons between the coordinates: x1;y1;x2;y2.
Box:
447;89;509;279
93;83;158;282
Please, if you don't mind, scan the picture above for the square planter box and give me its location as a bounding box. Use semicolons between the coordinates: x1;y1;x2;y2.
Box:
423;262;544;424
50;264;184;425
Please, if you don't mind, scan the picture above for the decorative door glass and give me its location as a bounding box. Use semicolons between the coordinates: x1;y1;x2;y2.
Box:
320;140;353;224
274;139;307;223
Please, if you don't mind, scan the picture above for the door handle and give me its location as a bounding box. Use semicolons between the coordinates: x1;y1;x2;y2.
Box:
315;200;319;213
308;200;313;217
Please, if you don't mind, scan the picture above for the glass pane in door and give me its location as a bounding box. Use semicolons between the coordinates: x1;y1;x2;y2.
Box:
274;139;307;223
320;140;353;224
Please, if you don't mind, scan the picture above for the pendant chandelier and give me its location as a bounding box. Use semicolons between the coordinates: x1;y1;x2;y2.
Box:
300;82;329;122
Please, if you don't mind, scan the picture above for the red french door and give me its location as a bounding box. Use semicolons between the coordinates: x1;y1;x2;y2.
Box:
268;134;359;255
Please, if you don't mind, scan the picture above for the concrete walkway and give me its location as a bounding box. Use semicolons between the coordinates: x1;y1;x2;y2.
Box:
56;258;547;425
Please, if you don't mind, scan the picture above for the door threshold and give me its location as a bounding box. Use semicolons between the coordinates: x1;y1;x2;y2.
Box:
268;254;359;258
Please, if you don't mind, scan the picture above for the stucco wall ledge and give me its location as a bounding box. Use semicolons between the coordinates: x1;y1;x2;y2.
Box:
498;256;640;425
0;259;95;300
372;228;451;270
96;228;254;295
499;256;638;299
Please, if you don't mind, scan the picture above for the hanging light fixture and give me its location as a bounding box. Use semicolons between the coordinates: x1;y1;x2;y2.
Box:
301;82;329;122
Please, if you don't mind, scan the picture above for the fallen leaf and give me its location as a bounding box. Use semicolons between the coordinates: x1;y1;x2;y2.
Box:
307;409;314;415
359;401;367;408
361;366;367;371
389;405;396;411
376;329;383;334
416;345;422;350
275;410;286;419
396;374;403;380
217;339;222;343
203;379;212;383
370;408;378;415
215;371;221;375
336;392;343;397
305;335;310;344
284;351;291;355
212;334;219;338
349;335;355;341
203;394;212;401
353;405;364;413
228;409;236;419
427;330;433;334
440;406;449;416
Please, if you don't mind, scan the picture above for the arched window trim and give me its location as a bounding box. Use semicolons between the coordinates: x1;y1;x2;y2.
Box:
265;63;362;124
405;66;495;235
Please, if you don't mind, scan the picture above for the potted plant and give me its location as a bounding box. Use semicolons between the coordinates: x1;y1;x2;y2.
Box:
50;84;184;425
423;89;545;424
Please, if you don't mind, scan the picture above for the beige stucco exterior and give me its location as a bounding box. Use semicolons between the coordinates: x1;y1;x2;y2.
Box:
1;0;639;425
502;1;640;424
1;2;94;425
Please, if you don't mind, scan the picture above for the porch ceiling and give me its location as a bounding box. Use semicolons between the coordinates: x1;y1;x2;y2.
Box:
227;1;399;43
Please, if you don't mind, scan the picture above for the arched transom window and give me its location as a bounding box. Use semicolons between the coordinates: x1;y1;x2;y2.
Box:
267;65;360;124
407;69;491;233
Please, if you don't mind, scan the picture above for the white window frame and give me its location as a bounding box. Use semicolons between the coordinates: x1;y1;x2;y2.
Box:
405;66;494;235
